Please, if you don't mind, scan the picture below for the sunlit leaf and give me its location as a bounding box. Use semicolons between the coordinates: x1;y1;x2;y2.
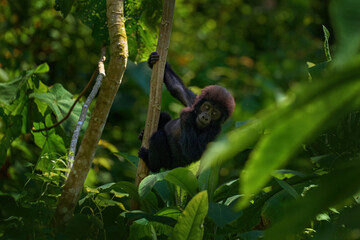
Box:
173;191;208;240
34;63;50;74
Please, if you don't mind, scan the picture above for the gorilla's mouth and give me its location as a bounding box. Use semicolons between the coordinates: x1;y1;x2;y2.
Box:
196;116;209;128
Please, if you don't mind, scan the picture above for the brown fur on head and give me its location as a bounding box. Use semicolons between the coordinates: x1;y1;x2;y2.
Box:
193;85;235;119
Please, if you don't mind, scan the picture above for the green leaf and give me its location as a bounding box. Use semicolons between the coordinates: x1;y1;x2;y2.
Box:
0;68;9;82
153;178;175;205
173;191;209;240
0;71;32;106
138;171;168;199
199;120;261;176
124;0;162;62
97;182;116;191
34;63;50;74
239;230;264;240
322;25;332;61
207;202;242;228
234;191;273;232
261;183;308;226
198;164;219;201
128;218;156;240
0;67;50;163
55;0;75;18
264;161;360;239
108;181;140;202
35;133;67;172
275;178;300;200
30;83;90;134
316;212;330;222
0;115;22;163
157;207;181;220
73;0;108;42
330;0;360;66
153;207;182;236
239;79;360;207
124;210;177;227
165;167;198;197
313;205;360;239
96;195;124;208
213;179;239;203
116;152;138;167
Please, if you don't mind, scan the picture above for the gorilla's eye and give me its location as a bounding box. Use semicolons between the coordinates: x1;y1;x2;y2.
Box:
212;109;221;120
201;102;212;111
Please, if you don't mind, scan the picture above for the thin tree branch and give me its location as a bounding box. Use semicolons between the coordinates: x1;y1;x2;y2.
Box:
68;47;107;170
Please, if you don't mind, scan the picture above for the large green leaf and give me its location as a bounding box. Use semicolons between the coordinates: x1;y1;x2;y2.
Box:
138;171;168;199
30;83;89;134
165;168;198;197
172;191;208;240
35;132;67;171
0;64;49;163
33;114;67;172
239;78;360;207
199;59;360;209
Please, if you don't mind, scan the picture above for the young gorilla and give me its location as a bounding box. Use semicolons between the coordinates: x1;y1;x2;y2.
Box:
138;52;235;172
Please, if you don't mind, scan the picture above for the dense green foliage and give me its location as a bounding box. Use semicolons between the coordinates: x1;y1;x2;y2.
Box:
1;0;360;239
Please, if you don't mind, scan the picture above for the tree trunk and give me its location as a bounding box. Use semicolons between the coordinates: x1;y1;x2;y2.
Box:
53;0;128;226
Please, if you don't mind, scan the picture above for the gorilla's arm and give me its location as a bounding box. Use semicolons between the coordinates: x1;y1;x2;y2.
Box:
148;52;197;107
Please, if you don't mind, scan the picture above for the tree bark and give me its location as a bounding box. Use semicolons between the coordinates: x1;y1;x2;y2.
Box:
53;0;128;226
133;0;175;209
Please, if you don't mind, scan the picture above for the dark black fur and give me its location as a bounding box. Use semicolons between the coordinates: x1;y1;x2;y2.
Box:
139;52;235;172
